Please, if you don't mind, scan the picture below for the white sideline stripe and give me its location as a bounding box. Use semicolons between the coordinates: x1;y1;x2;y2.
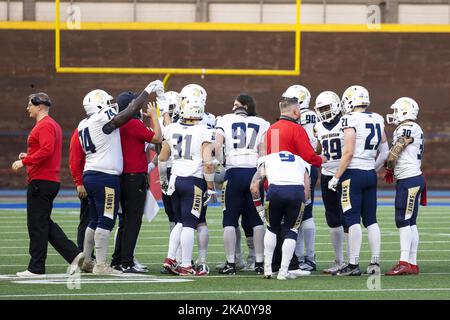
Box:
1;288;450;298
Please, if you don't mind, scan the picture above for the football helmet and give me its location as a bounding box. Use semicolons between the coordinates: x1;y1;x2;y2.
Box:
386;97;419;125
83;89;114;115
179;84;207;107
341;85;370;114
314;91;341;122
180;96;204;120
158;91;180;120
282;85;311;109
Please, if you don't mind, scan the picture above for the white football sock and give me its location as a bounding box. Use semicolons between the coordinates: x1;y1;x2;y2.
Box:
348;224;362;265
409;225;419;265
94;227;111;265
83;227;95;263
280;238;296;275
264;230;277;269
344;231;350;261
295;228;304;261
399;226;412;263
330;226;345;264
224;226;236;263
253;225;265;263
180;227;195;267
367;223;381;264
167;222;182;260
246;236;255;259
302;218;316;261
196;224;209;264
235;227;243;262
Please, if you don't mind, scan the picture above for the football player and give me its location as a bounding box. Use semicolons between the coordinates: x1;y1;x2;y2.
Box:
313;91;347;274
329;85;389;276
159;92;216;276
384;97;425;276
250;151;311;280
282;85;318;271
214;94;270;274
78;80;163;275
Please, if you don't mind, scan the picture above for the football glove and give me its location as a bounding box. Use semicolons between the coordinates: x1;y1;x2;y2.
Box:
328;176;339;191
384;168;394;184
160;179;169;195
145;80;164;94
204;189;218;206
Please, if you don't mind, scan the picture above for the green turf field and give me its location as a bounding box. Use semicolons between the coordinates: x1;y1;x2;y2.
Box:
0;206;449;300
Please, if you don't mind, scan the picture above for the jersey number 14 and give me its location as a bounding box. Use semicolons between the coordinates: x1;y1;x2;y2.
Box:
78;128;96;154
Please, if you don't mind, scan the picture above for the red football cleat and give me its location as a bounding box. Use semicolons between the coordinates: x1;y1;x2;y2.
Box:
409;263;420;275
385;261;412;276
163;257;179;275
175;265;197;276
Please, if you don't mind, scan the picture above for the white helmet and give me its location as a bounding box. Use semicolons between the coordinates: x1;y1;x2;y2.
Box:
282;85;311;109
386;97;419;125
314;91;341;122
157;91;180;120
341;85;370;114
83;89;114;115
180;96;204;120
179;84;207;107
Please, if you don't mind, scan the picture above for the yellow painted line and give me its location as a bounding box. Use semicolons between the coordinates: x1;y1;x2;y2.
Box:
1;21;450;33
57;67;299;76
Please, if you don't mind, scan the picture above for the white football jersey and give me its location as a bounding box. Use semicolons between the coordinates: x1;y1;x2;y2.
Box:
392;121;423;180
164;122;214;178
314;117;343;176
216;114;270;169
159;116;173;168
257;151;311;186
300;109;318;150
201;112;216;129
340;111;385;170
78;106;123;175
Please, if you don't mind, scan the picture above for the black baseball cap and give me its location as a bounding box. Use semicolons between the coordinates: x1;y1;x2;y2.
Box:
116;91;139;112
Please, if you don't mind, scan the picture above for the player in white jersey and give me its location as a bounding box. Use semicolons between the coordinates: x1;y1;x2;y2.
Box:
384;97;425;276
250;151;311;280
282;85;318;271
313;91;347;274
78;81;163;275
328;85;389;276
201;111;216;129
159;93;216;276
214;94;270;275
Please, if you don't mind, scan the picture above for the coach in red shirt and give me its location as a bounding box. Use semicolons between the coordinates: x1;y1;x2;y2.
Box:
69;128;90;251
11;93;83;278
111;91;162;273
266;97;326;167
265;96;327;273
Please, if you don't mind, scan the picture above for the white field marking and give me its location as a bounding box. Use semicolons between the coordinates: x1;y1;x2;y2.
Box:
1;288;450;299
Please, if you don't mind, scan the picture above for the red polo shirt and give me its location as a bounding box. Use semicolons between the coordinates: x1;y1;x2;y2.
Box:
120;118;155;173
69;128;86;187
22;115;62;183
266;118;323;168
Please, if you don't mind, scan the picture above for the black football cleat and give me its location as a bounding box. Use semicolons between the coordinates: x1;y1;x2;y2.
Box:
218;262;236;275
335;263;362;276
254;262;264;275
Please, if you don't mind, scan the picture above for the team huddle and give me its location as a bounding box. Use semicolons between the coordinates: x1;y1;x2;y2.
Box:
18;79;424;280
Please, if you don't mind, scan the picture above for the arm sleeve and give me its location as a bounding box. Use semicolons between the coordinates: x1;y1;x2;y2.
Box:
295;126;323;168
69;128;86;186
375;141;389;172
215;116;225;137
22;123;56;166
132;120;155;143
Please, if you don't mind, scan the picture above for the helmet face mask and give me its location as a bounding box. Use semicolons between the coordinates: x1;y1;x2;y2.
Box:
386;97;419;125
282;85;311;110
314;91;341;123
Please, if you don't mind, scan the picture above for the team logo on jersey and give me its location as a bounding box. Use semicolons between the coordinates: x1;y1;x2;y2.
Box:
340;179;352;212
104;187;115;219
405;186;420;219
